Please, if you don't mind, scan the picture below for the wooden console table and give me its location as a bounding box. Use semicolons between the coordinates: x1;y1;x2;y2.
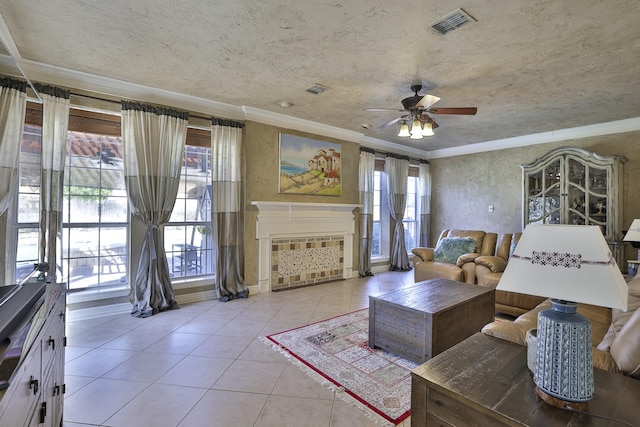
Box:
411;332;639;426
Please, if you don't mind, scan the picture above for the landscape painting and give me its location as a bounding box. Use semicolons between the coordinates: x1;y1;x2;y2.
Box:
279;133;341;196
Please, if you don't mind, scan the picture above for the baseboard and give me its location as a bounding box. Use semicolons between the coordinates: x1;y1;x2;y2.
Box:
67;302;131;320
175;290;217;305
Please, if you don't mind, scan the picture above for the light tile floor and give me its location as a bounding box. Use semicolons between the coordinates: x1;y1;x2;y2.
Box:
63;270;416;427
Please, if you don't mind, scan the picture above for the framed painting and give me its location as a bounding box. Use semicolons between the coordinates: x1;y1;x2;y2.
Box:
278;133;341;196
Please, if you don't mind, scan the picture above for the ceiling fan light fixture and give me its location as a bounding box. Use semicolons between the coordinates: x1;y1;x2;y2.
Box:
410;118;422;136
410;132;423;140
422;122;434;136
398;121;410;137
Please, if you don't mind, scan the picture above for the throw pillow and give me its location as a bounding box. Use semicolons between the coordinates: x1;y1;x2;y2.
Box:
433;237;477;265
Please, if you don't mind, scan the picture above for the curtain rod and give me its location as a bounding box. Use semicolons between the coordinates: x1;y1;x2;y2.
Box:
360;147;429;164
68;91;220;122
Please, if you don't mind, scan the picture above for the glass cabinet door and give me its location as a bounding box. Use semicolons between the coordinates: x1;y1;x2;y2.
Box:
567;157;587;225
526;158;561;224
585;163;609;236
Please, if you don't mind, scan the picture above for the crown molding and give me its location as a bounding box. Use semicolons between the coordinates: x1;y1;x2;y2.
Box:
425;117;640;159
242;105;364;143
1;55;245;120
0;13;20;59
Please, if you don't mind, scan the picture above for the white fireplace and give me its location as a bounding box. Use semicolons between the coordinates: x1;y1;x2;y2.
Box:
252;201;360;292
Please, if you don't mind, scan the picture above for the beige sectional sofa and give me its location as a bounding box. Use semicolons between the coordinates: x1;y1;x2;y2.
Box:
482;275;640;379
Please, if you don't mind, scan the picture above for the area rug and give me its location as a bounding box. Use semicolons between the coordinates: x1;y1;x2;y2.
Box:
262;309;417;426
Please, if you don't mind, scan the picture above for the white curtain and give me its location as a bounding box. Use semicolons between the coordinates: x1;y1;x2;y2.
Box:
418;161;432;247
385;155;411;271
358;149;375;277
35;84;70;279
122;102;188;317
211;118;249;301
0;78;27;215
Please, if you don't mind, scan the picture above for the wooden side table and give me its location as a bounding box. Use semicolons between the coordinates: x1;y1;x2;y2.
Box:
411;332;639;426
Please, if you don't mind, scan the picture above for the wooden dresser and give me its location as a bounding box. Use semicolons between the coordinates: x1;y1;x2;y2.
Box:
411;332;639;427
0;280;66;426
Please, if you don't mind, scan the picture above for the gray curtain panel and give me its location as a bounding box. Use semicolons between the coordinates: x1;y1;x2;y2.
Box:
122;102;188;317
211;118;249;301
385;156;411;271
35;84;70;279
358;149;375;277
418;162;431;247
0;78;27;215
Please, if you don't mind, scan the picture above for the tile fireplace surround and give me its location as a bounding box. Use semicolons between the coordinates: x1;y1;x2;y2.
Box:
252;201;360;292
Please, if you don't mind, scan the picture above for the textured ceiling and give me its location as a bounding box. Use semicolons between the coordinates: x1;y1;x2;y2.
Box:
0;0;639;156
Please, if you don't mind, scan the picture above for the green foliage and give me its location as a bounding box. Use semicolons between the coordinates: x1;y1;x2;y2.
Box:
64;186;112;201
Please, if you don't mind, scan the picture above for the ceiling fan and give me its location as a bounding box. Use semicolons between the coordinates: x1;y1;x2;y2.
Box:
366;84;477;137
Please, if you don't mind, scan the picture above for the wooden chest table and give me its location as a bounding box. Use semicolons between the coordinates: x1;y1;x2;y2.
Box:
368;278;495;363
411;332;640;427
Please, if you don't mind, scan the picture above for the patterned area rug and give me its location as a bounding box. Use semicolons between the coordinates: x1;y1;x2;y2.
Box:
263;309;417;426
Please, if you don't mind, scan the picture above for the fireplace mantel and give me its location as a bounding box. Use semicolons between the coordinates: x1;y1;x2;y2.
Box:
251;201;360;292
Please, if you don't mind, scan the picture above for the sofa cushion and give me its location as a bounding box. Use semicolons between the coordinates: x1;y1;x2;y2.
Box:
597;277;640;351
610;307;640;379
433;237;477;265
412;247;434;263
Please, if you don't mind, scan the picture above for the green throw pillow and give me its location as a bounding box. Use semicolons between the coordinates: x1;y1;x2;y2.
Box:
433;237;477;265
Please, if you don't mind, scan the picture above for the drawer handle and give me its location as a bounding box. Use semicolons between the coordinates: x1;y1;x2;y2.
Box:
48;336;55;350
29;376;39;394
54;384;61;396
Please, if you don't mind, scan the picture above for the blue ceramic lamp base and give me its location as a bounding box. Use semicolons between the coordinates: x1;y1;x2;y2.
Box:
534;299;593;411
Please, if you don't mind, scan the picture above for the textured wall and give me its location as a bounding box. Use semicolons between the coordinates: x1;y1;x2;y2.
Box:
241;121;640;286
243;121;360;286
429;131;640;263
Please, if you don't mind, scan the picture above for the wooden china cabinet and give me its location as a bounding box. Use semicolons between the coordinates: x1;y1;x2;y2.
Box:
521;146;627;267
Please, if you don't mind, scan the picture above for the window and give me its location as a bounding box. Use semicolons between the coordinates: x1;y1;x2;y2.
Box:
15;104;213;292
165;145;214;278
371;171;382;256
403;176;419;251
63;130;128;291
15;125;42;282
370;167;419;260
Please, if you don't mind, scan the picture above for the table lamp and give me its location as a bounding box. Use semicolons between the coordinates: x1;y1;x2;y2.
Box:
497;224;628;410
623;218;640;259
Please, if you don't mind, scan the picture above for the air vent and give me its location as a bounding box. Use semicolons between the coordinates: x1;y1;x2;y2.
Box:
430;8;476;35
305;84;329;95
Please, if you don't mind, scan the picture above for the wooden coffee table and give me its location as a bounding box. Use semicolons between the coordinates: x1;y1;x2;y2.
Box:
368;278;495;363
411;332;640;427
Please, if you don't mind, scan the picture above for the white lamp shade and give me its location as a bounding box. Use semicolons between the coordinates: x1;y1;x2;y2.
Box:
623;219;640;242
422;122;434;136
410;119;422;136
497;224;628;310
398;121;410;137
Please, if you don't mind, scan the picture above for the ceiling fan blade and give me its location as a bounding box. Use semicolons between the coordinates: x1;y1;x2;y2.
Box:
365;108;405;112
375;116;402;130
427;107;478;115
415;94;440;109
